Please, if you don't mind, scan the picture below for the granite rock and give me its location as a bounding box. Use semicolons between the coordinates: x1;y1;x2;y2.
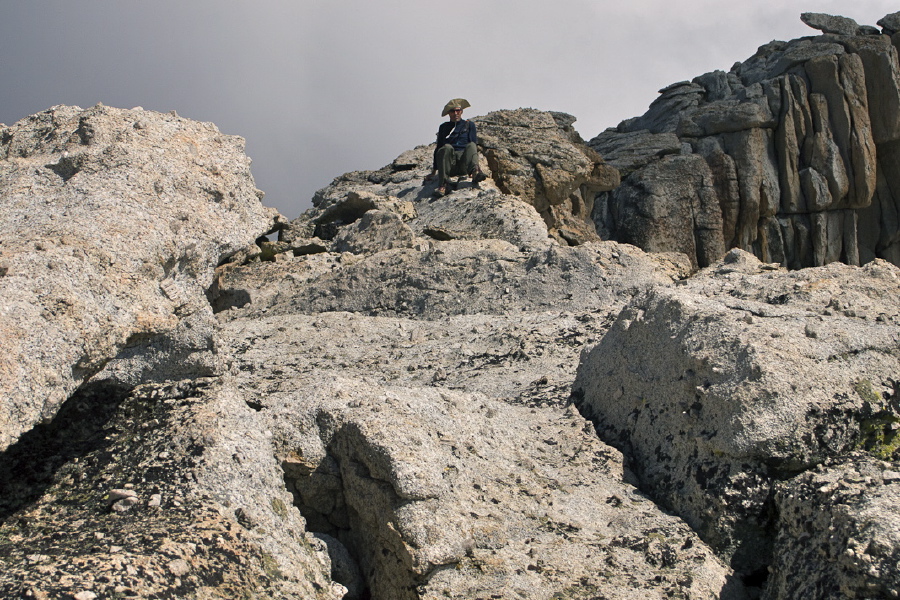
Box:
767;454;900;599
573;249;900;580
0;104;276;451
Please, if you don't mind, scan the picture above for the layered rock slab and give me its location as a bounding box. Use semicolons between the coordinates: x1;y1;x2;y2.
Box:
213;239;690;321
0;104;275;451
573;249;900;586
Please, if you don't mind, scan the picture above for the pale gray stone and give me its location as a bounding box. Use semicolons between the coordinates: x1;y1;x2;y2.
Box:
410;189;552;251
213;239;690;321
799;167;832;212
574;250;900;578
767;456;900;599
801;12;861;36
681;98;776;136
0;104;276;452
332;209;416;255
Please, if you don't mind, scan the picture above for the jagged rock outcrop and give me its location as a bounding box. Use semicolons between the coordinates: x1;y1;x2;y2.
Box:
285;108;619;249
0;104;276;452
573;248;900;590
591;13;900;270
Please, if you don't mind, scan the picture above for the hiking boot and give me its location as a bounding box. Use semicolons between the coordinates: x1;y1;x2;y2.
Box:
432;185;447;198
471;170;487;187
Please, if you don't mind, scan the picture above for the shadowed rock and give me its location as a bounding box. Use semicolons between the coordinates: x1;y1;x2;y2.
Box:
591;12;900;269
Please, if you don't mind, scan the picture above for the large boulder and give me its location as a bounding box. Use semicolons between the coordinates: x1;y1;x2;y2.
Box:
591;12;900;269
259;376;744;600
573;249;900;582
476;109;620;245
0;104;276;451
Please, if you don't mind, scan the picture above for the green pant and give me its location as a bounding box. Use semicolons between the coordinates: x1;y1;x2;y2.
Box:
436;142;478;185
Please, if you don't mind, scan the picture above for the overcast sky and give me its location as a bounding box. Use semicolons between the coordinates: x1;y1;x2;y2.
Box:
1;1;896;218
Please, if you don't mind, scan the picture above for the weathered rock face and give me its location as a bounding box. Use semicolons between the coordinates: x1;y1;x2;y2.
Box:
213;240;740;599
768;454;900;599
0;378;343;599
573;248;900;586
476;109;620;245
0;104;276;452
591;13;900;270
1;104;746;600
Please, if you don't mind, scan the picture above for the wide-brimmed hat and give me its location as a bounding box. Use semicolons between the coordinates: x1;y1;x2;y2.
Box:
442;98;471;117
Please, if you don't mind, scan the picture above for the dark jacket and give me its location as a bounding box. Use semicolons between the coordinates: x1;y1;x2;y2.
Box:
433;119;477;169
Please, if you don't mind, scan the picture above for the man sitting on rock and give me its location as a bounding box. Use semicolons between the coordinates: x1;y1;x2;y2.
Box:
428;98;487;197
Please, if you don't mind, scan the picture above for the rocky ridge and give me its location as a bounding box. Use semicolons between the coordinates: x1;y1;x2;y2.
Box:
591;11;900;270
0;11;898;600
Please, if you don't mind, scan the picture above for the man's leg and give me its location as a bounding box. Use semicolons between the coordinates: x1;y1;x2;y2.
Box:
461;142;487;186
436;145;456;186
461;142;478;175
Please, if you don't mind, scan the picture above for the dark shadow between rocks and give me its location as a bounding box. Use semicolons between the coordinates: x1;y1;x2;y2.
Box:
44;155;81;182
209;287;251;313
572;387;767;598
282;420;443;600
0;381;131;523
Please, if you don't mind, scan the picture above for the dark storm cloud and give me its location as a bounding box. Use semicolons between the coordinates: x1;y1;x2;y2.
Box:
1;1;896;217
